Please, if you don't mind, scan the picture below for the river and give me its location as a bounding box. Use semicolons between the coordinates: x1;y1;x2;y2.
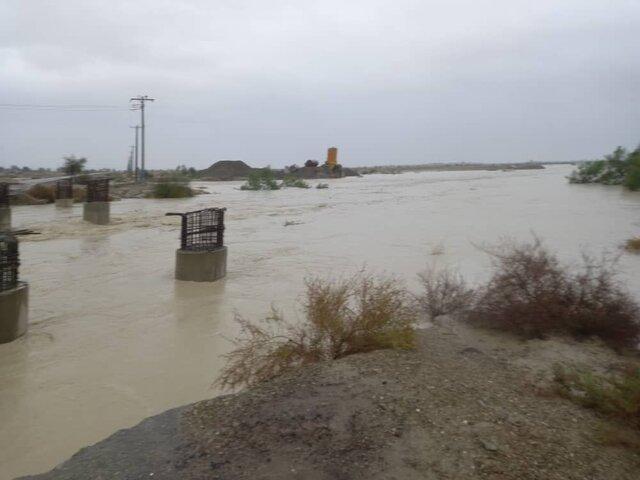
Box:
1;165;639;479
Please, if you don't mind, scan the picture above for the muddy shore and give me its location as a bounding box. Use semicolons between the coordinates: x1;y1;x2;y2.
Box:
19;321;640;480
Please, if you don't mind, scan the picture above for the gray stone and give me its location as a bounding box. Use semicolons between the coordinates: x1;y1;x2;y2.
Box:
480;438;499;452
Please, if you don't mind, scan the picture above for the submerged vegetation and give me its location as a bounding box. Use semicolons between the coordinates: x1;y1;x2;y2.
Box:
569;145;640;190
240;168;280;191
150;181;194;198
282;175;310;189
216;273;417;389
625;237;640;253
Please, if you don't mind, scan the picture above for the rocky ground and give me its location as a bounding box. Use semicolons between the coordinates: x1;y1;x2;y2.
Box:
20;320;640;480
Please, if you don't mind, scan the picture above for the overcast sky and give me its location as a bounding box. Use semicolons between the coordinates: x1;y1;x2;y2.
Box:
1;0;639;170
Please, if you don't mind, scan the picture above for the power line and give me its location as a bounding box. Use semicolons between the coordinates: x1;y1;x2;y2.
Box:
0;103;123;109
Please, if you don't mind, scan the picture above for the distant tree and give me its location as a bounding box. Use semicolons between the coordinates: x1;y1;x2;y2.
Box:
62;155;87;176
625;148;640;191
305;159;319;167
21;166;31;172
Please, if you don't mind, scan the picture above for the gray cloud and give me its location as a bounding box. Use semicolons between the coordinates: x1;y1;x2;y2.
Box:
1;0;639;169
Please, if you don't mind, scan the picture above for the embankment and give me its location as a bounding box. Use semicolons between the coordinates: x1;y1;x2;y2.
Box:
19;322;640;480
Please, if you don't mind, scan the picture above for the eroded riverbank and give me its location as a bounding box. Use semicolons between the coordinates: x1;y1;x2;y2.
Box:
19;324;640;480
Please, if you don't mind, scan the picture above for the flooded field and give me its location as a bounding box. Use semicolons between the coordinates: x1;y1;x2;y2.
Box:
1;165;640;479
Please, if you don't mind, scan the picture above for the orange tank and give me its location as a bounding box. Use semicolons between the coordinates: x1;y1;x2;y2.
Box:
326;147;338;167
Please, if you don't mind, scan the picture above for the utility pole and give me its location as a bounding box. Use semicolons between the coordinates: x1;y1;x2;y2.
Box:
127;146;134;173
130;95;155;181
130;125;140;182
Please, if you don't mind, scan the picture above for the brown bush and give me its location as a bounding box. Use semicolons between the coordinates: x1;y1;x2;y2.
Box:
416;266;474;319
216;273;417;390
466;238;640;349
26;184;55;203
625;237;640;253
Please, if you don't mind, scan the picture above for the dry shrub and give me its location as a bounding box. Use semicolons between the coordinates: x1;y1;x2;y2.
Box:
26;184;55;203
216;273;417;389
554;364;640;430
416;266;474;319
467;238;640;349
625;237;640;253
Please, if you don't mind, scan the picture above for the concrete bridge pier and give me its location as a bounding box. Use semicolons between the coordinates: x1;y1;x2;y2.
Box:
83;201;110;225
0;207;10;231
175;247;227;282
0;283;28;343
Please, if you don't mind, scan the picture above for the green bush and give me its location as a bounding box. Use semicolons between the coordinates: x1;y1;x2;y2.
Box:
569;145;640;189
554;365;640;430
241;168;280;190
150;181;194;198
282;175;310;188
624;149;640;191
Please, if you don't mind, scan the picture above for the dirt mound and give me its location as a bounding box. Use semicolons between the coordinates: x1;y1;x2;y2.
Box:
199;160;254;181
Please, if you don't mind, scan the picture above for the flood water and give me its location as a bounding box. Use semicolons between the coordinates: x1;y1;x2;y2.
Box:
1;165;640;479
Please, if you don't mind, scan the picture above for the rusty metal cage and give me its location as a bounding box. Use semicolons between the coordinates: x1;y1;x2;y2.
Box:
86;179;110;202
166;207;226;251
0;233;19;292
0;183;9;207
56;178;73;200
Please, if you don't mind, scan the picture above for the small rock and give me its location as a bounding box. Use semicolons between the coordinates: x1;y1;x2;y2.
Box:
480;438;499;452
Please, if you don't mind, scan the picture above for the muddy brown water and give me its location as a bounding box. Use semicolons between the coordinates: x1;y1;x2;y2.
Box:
1;165;640;479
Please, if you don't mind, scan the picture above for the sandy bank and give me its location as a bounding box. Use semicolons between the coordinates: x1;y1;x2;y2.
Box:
355;162;548;175
19;322;640;480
